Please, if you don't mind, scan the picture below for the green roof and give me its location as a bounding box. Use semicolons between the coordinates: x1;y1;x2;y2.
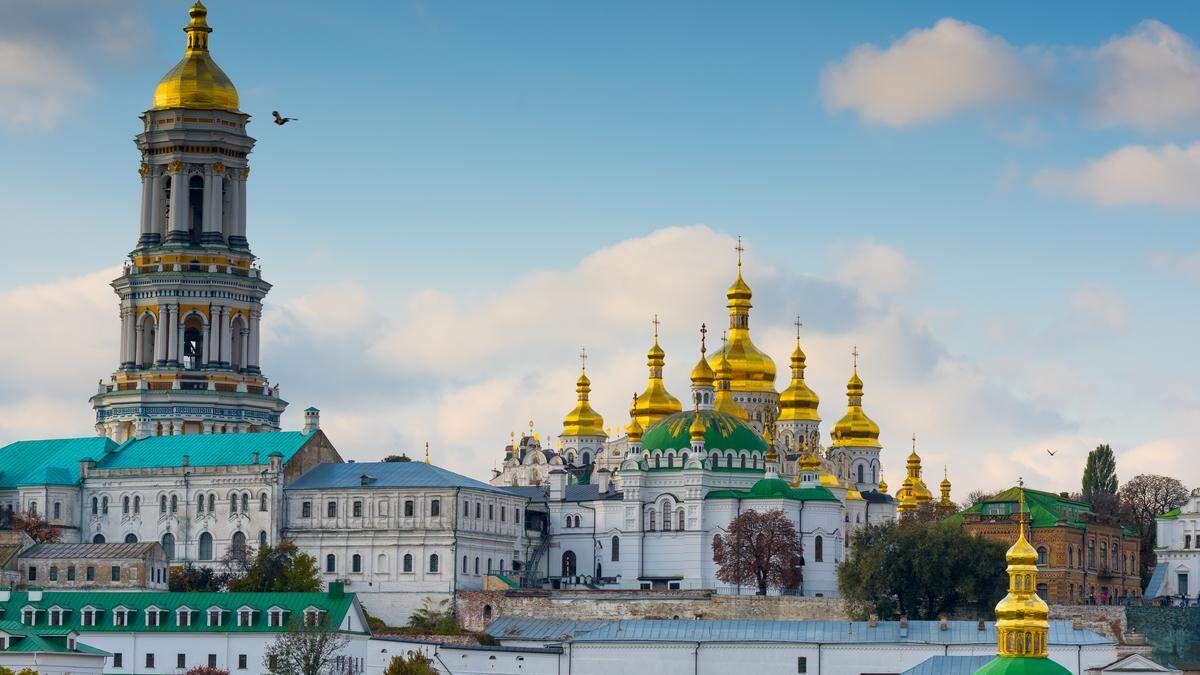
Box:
1159;507;1181;520
641;410;768;456
100;431;315;470
1;633;107;655
0;589;364;635
0;437;117;488
972;656;1072;674
946;487;1091;529
706;477;840;502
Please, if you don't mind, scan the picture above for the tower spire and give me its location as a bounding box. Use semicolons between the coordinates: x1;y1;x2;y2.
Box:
631;315;682;428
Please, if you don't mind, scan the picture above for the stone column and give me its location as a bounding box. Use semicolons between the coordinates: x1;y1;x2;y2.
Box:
200;321;210;366
134;323;145;368
246;310;261;373
220;307;233;367
208;306;222;366
138;166;157;246
202;166;224;245
226;176;245;248
239;325;249;372
166;305;179;365
154;310;168;366
165;162;189;244
148;171;166;244
119;308;130;368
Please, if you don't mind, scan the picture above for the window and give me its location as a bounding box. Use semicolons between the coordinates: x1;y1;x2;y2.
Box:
208;609;222;626
562;550;577;576
259;493;268;512
134;496;141;514
488;558;493;573
430;554;440;573
612;536;620;562
648;508;656;531
102;496;108;514
208;493;215;512
81;607;97;626
160;495;167;512
49;565;58;581
86;566;95;581
67;566;75;581
516;509;521;525
1068;547;1074;568
326;554;336;573
178;609;192;627
259;530;268;548
113;608;129;626
489;504;495;520
353;500;363;517
230;493;238;513
499;506;505;522
814;536;824;563
123;496;130;514
352;554;362;573
53;501;61;519
404;500;414;517
111;565;121;581
171;494;178;513
124;533;138;543
198;532;213;560
475;557;480;574
242;492;249;513
197;493;206;513
92;497;98;515
27;566;36;581
798;656;808;673
461;555;468;573
475;502;481;518
209;654;218;668
238;609;252;626
1036;547;1048;565
177;654;186;669
21;608;34;625
677;508;685;531
162;532;175;561
239;654;248;669
431;499;441;517
327;501;337;518
302;501;312;518
113;653;123;668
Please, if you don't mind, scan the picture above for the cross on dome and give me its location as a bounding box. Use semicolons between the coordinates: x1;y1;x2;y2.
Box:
651;314;661;341
579;347;588;372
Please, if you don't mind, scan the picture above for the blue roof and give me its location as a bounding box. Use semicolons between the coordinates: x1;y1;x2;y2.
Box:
486;617;611;641
0;437;118;488
901;656;993;675
490;619;1110;645
287;461;515;495
100;432;314;470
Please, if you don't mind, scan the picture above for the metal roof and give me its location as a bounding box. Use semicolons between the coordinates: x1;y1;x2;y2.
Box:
485;617;611;642
901;656;993;675
0;437;117;489
488;618;1110;646
502;484;623;503
101;432;314;470
21;542;163;560
287;461;516;495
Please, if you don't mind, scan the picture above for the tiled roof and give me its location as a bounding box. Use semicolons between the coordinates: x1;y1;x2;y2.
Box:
490;618;1110;646
100;431;314;470
287;461;514;495
0;437;117;488
0;589;363;635
21;542;162;560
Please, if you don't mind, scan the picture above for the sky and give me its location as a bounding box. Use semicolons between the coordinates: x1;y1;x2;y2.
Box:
1;1;1199;499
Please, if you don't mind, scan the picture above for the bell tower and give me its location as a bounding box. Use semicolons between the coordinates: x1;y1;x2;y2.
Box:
91;2;286;441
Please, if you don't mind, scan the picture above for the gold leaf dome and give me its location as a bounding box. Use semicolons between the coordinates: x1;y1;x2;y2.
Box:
778;334;820;422
830;368;881;448
631;335;682;429
708;266;777;393
562;371;605;437
712;348;749;421
152;2;240;112
990;495;1054;663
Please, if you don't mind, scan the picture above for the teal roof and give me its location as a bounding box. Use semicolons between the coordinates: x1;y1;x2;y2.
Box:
0;437;117;488
2;633;107;655
641;410;768;456
1159;507;1181;520
706;477;840;502
100;431;315;470
0;589;363;635
972;656;1072;674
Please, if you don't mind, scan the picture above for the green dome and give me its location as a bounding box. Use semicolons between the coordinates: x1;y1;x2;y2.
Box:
706;477;839;502
641;409;767;454
973;657;1072;675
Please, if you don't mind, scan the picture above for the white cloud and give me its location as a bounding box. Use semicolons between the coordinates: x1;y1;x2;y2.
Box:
1067;285;1127;333
1032;142;1200;210
831;239;921;306
820;18;1041;127
1093;20;1200;132
0;40;90;130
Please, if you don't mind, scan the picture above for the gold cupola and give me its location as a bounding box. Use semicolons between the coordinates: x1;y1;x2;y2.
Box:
626;393;644;443
562;356;605;437
690;325;716;389
152;2;240;112
631;318;683;429
940;467;953;505
896;435;933;514
830;350;881;449
707;239;777;393
990;493;1055;663
778;319;820;423
713;333;750;421
877;477;889;494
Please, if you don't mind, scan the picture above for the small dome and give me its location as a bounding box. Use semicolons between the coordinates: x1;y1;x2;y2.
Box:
689;411;707;442
152;2;240;112
631;338;683;429
641;409;767;455
878;478;889;493
830;369;881;448
690;354;715;388
778;341;820;422
562;371;605;437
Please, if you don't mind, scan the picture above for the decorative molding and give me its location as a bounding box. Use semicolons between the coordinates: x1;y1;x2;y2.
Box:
139;162;150;179
212;161;224;174
167;159;183;173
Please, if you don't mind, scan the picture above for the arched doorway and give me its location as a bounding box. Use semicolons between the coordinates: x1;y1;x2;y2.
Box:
561;550;577;576
198;532;213;560
124;533;138;543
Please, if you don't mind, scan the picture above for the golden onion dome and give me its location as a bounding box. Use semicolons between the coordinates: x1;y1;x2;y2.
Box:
712;349;749;421
830;368;881;448
689;409;708;442
778;334;820;422
152;2;240;112
562;371;605;437
845;487;864;501
625;393;645;442
690;325;716;388
631;336;682;429
707;260;777;394
990;494;1053;663
878;477;889;493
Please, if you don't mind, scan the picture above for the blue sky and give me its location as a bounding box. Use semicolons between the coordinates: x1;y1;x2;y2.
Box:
2;1;1199;495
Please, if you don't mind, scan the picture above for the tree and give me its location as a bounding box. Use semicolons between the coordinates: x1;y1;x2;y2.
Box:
384;651;437;675
1082;444;1118;505
711;509;803;595
839;521;1008;620
383;454;412;462
185;667;231;675
966;490;997;507
404;597;458;634
169;563;232;593
228;540;322;593
11;509;61;543
1120;474;1189;580
263;615;349;675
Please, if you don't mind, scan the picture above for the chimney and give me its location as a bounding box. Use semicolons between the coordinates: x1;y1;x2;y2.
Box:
595;468;611;493
303;407;321;434
78;460;95;479
548;470;568;501
939;616;948;631
328;581;344;599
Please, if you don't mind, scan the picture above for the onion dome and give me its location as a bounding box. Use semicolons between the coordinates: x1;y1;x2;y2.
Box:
896;440;933;513
641;409;767;456
562;369;605;437
830;366;881;449
689;409;707;442
940;468;953;504
631;331;683;429
878;478;888;494
778;326;820;423
798;446;822;473
712;342;750;421
625;394;644;442
690;348;716;388
707;250;777;393
152;2;240;112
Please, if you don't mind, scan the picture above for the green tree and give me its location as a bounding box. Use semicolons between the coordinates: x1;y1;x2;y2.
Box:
404;597;458;634
383;454;412;462
1082;444;1118;504
228;540;321;593
384;651;437;675
839;521;1008;620
169;563;232;592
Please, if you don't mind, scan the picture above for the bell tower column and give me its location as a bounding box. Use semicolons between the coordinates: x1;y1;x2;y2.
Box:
202;164;224;245
165;161;188;244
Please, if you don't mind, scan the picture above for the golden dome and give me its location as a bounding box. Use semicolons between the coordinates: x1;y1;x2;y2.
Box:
939;468;953;503
895;439;933;513
152;2;240;112
845;487;864;501
830;367;881;448
707;259;777;393
712;348;749;421
631;334;682;429
626;394;644;442
798;448;821;473
689;409;707;442
562;371;605;437
690;325;716;388
993;494;1051;660
878;477;889;493
778;329;820;422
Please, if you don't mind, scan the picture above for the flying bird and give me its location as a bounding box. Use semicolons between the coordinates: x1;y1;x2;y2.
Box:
272;111;298;125
1046;449;1057;456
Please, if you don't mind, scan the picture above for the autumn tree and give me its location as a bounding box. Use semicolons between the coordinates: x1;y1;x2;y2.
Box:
711;509;803;595
839;521;1007;620
1120;474;1189;579
169;563;233;592
263;615;349;675
185;667;231;675
11;509;61;543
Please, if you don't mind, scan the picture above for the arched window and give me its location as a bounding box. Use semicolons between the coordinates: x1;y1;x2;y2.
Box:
123;496;130;514
259;493;268;512
582;452;591;466
1036;547;1048;565
101;497;108;514
241;493;249;514
170;494;178;513
182;319;204;370
138;312;157;367
93;534;106;544
134;496;140;514
648;508;656;531
677;508;685;531
726;452;733;467
187;175;204;244
654;455;661;469
483;605;493;622
258;531;268;548
231;531;246;552
405;554;414;573
352;554;362;573
711;452;719;467
161;533;175;561
431;499;441;517
91;497;98;515
124;533;138;544
662;504;672;531
429;554;439;573
667;454;674;468
857;464;864;484
474;557;480;574
741;455;747;468
1068;547;1074;568
487;558;493;573
561;550;577;576
327;501;337;518
230;315;247;371
814;536;824;562
230;494;238;513
611;536;620;562
207;494;215;513
160;495;168;513
198;532;213;560
326;554;336;573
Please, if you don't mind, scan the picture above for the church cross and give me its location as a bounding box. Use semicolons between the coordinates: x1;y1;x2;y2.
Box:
651;314;661;341
852;345;859;369
794;316;803;341
579;347;588;372
735;236;744;269
699;323;707;354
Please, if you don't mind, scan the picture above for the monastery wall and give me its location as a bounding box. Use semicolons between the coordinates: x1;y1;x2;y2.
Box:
1048;605;1127;643
456;589;847;631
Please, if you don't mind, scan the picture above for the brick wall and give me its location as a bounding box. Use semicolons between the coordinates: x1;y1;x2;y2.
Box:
457;590;847;632
1048;605;1126;643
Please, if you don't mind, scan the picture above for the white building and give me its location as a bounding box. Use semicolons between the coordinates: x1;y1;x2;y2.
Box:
285;461;529;625
1147;487;1200;600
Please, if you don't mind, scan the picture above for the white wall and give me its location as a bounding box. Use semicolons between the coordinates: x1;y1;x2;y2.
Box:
77;631;369;674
